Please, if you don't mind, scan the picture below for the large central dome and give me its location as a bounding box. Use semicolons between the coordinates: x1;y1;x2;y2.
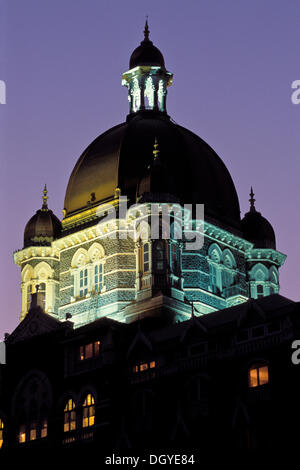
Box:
64;24;241;230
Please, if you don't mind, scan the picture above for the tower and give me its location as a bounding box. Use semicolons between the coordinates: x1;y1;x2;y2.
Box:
14;186;61;320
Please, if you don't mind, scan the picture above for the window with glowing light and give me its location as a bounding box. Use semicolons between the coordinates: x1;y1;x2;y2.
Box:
248;363;269;388
133;361;156;373
41;418;48;438
0;419;3;449
29;421;37;441
79;341;100;361
18;424;26;443
82;394;95;428
64;399;76;432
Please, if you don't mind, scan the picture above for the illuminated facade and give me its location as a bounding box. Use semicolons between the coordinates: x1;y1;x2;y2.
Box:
0;23;298;455
13;23;286;329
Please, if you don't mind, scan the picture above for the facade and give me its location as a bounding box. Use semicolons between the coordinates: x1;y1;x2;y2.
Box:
0;23;297;454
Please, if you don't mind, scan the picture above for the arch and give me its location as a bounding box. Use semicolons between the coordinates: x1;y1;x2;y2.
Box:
64;398;76;433
78;385;98;406
21;264;34;283
269;266;279;284
222;249;236;269
12;369;53;417
88;242;105;262
249;263;269;282
208;243;222;263
33;261;53;280
71;248;89;268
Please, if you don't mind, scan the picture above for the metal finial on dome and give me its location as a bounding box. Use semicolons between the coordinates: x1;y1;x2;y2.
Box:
153;137;160;161
249;186;256;212
144;17;150;41
42;184;48;210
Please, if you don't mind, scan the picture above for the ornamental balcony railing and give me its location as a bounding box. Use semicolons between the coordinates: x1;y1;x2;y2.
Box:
221;284;245;299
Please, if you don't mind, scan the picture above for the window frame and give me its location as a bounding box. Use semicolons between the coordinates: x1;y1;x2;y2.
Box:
64;399;76;433
82;394;95;428
248;362;269;388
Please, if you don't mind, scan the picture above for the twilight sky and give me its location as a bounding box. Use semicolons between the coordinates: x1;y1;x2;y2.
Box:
0;0;299;338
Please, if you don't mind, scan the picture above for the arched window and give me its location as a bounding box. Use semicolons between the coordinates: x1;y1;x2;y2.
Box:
39;283;46;310
79;269;88;298
249;363;269;388
29;421;37;441
26;284;32;312
143;242;150;273
64;399;76;432
82;394;95;428
0;419;3;449
18;424;26;443
41;418;48;438
94;264;103;293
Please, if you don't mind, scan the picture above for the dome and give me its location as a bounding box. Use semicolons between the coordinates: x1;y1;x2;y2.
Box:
24;186;62;248
64;111;241;229
129;21;165;69
241;189;276;249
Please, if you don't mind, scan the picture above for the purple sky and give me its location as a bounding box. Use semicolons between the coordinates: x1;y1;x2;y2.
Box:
0;0;299;338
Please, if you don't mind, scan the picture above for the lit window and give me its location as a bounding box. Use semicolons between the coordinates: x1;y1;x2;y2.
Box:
80;341;100;361
29;421;37;441
64;399;76;432
39;283;46;310
94;264;103;292
133;361;156;373
79;269;88;298
0;419;3;449
249;364;269;388
26;284;32;312
18;424;26;443
143;243;150;273
82;394;95;428
41;419;48;438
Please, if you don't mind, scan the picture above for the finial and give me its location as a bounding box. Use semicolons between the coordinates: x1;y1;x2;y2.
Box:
144;16;150;41
42;184;48;210
249;186;256;212
153;137;160;161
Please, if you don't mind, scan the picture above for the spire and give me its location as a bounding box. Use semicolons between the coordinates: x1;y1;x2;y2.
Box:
144;17;150;41
42;184;49;210
249;186;256;212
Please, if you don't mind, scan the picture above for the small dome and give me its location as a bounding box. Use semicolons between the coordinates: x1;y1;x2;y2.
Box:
129;21;165;69
241;189;276;249
24;186;62;248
